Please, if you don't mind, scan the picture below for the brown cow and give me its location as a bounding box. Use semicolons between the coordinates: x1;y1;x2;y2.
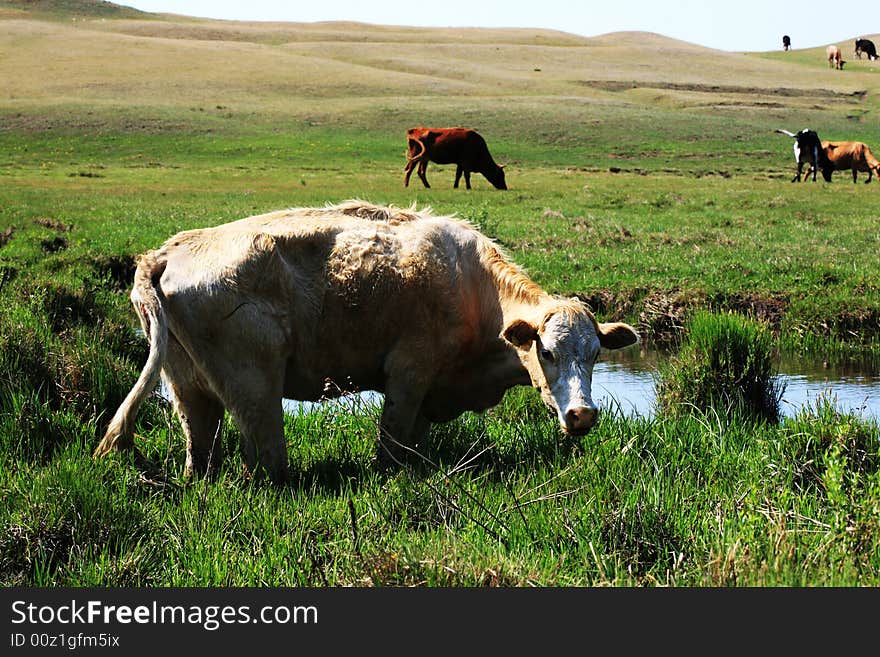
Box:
94;201;638;481
827;44;845;69
804;140;880;183
404;127;507;190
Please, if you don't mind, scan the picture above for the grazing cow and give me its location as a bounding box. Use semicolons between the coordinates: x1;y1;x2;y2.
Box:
404;127;507;190
775;128;832;182
854;38;878;60
782;35;791;51
804;140;880;183
827;44;845;69
94;201;638;481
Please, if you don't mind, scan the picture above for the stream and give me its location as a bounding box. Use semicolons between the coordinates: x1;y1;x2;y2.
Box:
283;349;880;422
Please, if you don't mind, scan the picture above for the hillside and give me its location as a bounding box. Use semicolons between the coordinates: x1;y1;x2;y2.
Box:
1;0;878;125
0;0;147;18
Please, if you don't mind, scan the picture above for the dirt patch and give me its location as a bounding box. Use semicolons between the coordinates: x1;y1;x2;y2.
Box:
637;289;695;345
67;171;104;179
581;80;866;101
1;112;196;136
574;288;643;323
822;307;880;340
0;226;13;248
0;265;17;293
570;287;880;346
714;292;789;330
34;217;72;232
91;254;137;292
40;236;68;254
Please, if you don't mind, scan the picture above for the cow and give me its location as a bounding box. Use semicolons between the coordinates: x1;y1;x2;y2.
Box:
94;201;638;481
782;35;791;51
827;44;845;69
855;38;878;60
803;140;880;183
404;127;507;190
775;128;832;182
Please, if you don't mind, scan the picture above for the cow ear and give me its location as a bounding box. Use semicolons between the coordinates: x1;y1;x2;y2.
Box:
597;322;639;350
502;319;538;348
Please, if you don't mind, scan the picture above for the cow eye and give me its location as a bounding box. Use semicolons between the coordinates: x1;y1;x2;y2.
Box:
539;348;555;363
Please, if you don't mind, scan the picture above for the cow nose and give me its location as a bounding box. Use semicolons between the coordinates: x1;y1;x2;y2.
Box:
565;406;597;434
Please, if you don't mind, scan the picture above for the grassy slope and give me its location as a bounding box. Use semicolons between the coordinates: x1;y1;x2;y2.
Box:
1;3;879;587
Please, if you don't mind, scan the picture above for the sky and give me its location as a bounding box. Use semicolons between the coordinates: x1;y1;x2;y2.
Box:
116;1;879;53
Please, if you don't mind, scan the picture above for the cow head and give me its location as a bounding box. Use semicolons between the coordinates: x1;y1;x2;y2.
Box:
488;164;507;190
502;301;639;435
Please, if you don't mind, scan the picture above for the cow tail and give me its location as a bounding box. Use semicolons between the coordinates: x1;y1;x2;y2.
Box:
93;254;168;460
407;136;426;162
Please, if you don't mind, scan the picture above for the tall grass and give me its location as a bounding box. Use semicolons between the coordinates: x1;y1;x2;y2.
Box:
655;311;786;422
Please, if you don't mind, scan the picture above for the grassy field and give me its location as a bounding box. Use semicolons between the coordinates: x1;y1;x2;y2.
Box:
1;1;879;586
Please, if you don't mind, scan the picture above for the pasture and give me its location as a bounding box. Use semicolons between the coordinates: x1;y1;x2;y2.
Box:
0;1;878;586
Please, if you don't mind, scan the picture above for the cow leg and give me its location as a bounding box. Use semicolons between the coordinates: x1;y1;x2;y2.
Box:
404;159;416;187
417;159;431;188
163;336;226;478
232;402;286;483
377;383;428;467
376;345;435;467
454;165;463;188
171;385;225;478
463;170;472;189
221;365;288;483
792;162;803;182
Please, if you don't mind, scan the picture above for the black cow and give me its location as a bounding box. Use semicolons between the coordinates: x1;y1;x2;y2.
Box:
782;35;791;51
855;38;878;60
775;128;832;182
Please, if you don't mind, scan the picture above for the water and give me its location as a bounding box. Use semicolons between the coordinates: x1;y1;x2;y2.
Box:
592;349;880;421
283;349;880;422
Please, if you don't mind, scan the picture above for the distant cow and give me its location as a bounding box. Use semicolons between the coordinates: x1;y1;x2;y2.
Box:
404;127;507;190
804;140;880;183
827;44;845;69
775;128;832;182
855;38;878;60
94;201;638;480
782;35;791;51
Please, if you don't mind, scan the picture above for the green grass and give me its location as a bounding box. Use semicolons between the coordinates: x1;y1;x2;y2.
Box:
0;6;879;586
656;311;785;422
3;390;878;586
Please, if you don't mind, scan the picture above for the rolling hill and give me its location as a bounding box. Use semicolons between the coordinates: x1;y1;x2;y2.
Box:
2;0;878;125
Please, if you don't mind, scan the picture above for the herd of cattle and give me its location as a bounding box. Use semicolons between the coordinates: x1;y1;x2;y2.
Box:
775;128;880;183
403;124;880;190
823;38;878;70
92;39;879;480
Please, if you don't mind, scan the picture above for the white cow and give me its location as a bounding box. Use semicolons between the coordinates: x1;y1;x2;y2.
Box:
95;201;639;480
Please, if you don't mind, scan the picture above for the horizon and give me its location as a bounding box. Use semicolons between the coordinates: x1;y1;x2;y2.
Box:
113;0;878;53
